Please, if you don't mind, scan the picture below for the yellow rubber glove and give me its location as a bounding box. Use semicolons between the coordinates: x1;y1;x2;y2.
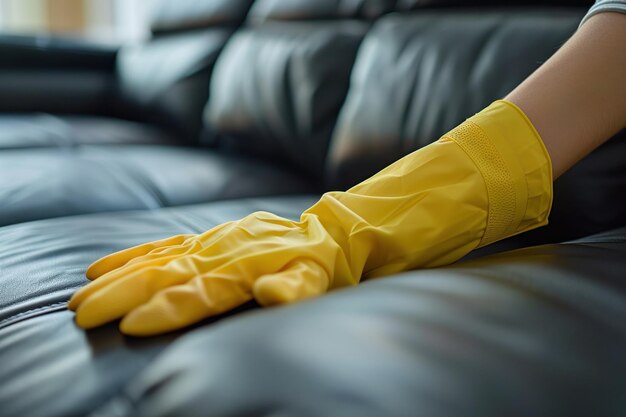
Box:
68;100;552;336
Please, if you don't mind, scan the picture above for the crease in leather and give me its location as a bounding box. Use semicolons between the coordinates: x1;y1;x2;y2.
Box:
109;158;170;208
84;151;167;210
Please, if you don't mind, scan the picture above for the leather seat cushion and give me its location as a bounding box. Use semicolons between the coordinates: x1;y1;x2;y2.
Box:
0;196;316;417
0;145;316;226
0;197;623;416
106;230;626;417
0;114;177;149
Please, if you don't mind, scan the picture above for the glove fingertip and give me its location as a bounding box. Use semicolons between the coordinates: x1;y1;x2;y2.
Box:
253;277;292;307
67;293;80;311
119;309;173;337
85;263;106;280
254;260;330;307
68;283;93;311
118;317;146;337
74;307;103;330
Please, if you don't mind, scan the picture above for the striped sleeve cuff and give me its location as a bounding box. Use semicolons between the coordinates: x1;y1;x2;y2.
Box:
580;0;626;27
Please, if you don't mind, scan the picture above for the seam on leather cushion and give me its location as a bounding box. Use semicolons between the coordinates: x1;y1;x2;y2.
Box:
0;301;68;330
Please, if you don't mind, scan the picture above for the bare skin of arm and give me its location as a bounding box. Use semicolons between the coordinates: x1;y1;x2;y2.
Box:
506;12;626;179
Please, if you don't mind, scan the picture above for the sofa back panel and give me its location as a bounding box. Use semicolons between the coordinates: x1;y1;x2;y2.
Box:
326;9;583;189
204;21;368;178
116;29;231;141
149;0;256;35
247;0;396;22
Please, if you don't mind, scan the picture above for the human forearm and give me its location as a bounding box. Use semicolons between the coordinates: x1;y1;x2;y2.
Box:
506;12;626;179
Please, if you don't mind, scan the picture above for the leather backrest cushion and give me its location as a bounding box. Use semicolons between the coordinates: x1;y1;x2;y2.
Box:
116;29;231;141
204;21;368;178
326;9;582;189
326;8;626;246
247;0;396;22
396;0;593;9
247;0;592;23
149;0;255;35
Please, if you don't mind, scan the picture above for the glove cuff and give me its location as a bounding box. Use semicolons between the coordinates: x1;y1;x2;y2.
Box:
445;100;553;247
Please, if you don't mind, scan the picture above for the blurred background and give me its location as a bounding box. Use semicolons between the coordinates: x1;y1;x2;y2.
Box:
0;0;150;43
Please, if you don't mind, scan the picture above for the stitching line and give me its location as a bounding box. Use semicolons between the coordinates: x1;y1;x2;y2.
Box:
0;301;68;329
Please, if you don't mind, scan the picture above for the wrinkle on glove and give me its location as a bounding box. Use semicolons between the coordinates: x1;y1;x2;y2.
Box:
69;100;552;336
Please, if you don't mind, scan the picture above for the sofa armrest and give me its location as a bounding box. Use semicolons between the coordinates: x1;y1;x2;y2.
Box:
0;34;118;114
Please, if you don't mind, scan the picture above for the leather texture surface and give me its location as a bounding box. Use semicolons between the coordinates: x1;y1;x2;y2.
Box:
149;0;255;34
205;21;367;178
0;115;176;149
116;28;231;141
0;146;315;226
0;200;622;417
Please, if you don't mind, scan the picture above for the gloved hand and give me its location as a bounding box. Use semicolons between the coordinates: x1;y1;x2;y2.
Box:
69;100;552;336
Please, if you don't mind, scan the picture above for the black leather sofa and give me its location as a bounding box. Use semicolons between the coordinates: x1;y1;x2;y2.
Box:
1;1;625;416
